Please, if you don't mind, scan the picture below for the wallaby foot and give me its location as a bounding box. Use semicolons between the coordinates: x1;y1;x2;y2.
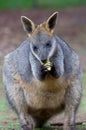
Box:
63;125;76;130
21;124;32;130
19;112;33;130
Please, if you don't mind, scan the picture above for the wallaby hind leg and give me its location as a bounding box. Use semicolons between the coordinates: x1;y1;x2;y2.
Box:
63;81;81;130
5;83;32;130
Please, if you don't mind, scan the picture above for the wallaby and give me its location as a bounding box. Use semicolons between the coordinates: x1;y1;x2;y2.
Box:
3;12;82;130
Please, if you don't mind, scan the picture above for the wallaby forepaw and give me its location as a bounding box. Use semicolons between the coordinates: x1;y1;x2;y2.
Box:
21;124;32;130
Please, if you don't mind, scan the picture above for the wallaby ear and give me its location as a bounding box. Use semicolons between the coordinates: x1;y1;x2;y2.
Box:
46;12;58;31
21;16;36;34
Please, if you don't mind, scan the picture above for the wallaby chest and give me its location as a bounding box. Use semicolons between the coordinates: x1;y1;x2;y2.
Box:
23;75;67;110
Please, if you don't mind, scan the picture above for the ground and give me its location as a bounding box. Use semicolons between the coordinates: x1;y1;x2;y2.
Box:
0;6;86;129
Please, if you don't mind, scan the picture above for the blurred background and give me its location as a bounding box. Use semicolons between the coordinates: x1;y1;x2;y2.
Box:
0;0;86;129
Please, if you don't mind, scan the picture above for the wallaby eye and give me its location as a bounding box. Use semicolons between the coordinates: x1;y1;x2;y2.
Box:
46;41;51;48
33;46;38;52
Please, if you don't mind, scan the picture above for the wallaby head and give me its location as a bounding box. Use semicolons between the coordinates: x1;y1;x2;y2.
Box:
21;12;61;80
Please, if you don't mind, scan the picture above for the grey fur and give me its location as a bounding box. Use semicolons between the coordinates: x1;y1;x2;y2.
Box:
3;12;82;130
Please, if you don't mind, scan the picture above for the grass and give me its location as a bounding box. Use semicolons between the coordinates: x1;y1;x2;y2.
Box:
0;125;86;130
0;0;86;10
0;0;32;10
79;73;86;112
0;126;86;130
39;0;86;9
0;123;20;129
